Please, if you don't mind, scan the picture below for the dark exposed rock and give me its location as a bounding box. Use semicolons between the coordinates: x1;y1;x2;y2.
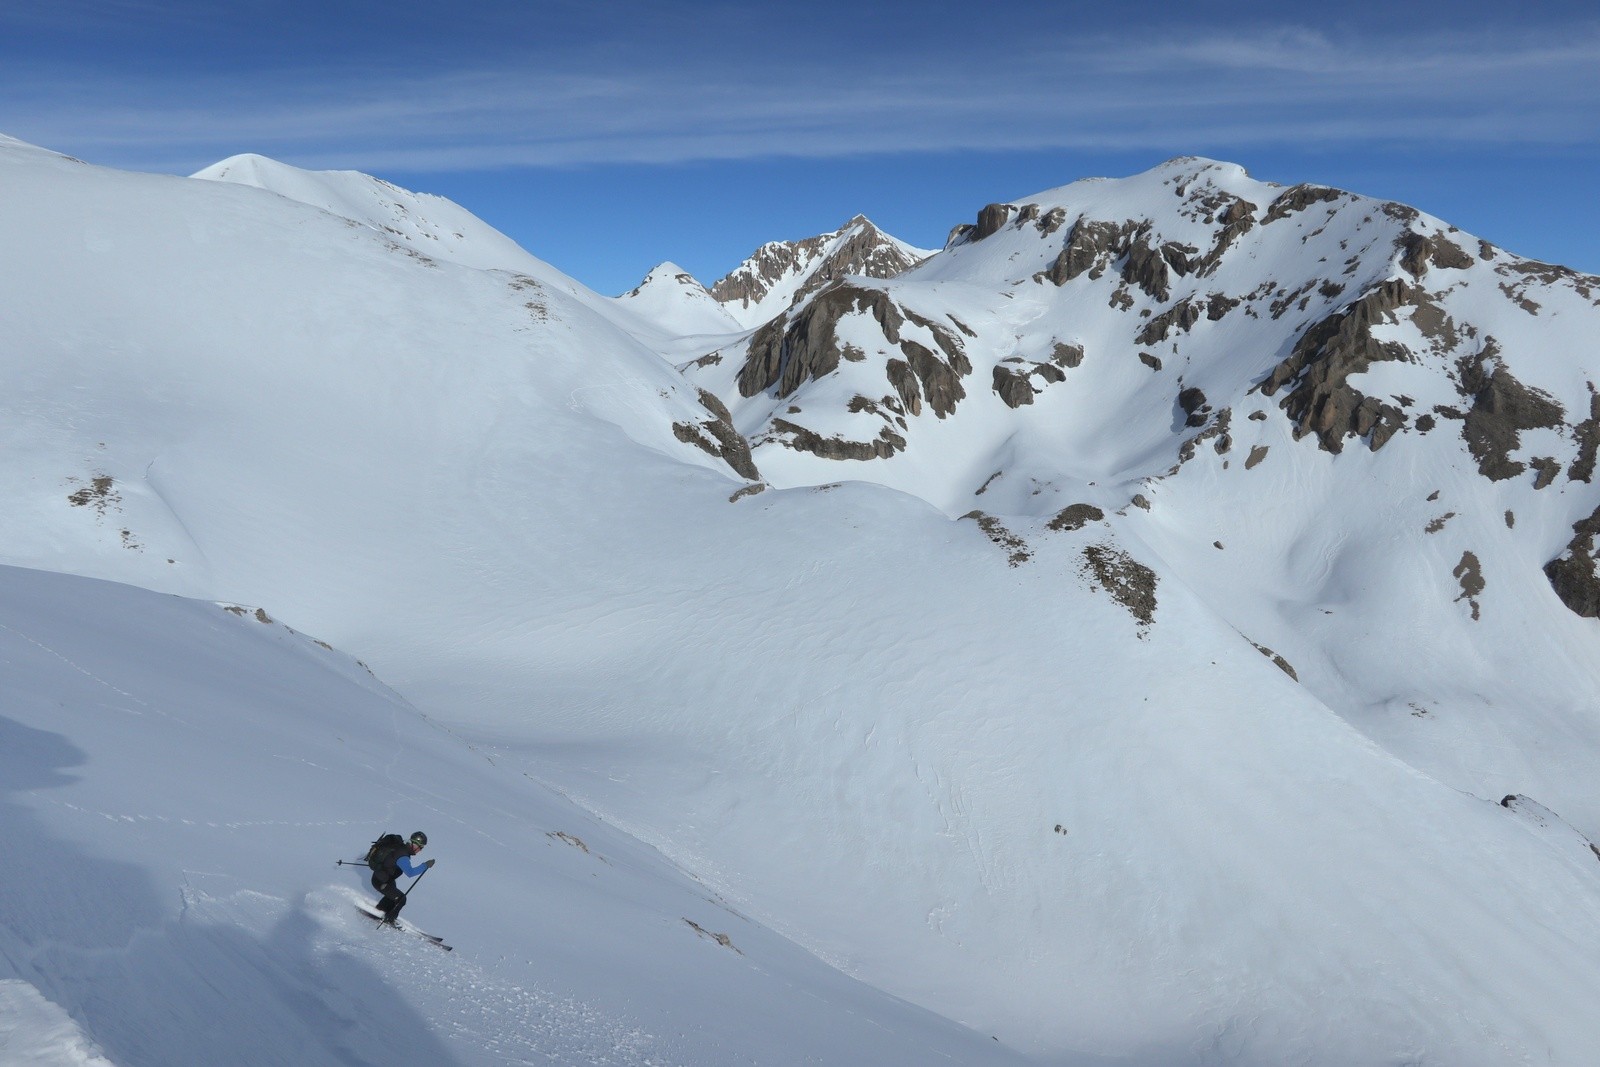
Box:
1179;409;1233;461
1409;298;1462;353
1398;231;1474;279
1245;445;1269;469
768;418;906;461
1547;504;1600;617
1262;184;1344;224
1269;281;1318;321
886;358;921;416
1162;242;1198;277
1044;219;1142;286
1122;236;1173;302
993;365;1037;408
1140;353;1163;371
1037;207;1069;235
737;284;903;397
1136;298;1203;345
1047;504;1105;532
728;483;766;502
711;215;928;316
1192;198;1259;277
1531;458;1562;490
1251;641;1298;681
738;283;970;419
67;474;118;514
1260;279;1418;453
1382;202;1422;225
1206;293;1242;320
973;203;1016;241
1453;551;1484;621
1569;387;1600;483
992;357;1067;408
1052;342;1085;369
674;391;762;482
962;510;1031;566
1178;386;1209;427
1081;543;1158;630
1457;347;1566;481
902;308;971;368
696;389;761;481
902;341;968;418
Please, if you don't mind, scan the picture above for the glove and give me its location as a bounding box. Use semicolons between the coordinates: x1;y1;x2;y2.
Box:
425;859;435;869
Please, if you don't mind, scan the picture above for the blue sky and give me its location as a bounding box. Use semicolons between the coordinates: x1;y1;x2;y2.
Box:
5;0;1598;294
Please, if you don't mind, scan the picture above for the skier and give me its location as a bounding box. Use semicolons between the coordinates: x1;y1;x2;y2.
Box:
370;830;434;924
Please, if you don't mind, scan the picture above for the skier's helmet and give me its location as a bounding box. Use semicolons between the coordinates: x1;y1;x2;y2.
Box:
409;831;428;849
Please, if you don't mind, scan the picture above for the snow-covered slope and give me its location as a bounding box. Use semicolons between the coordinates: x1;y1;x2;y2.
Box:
9;135;1600;1065
192;151;711;358
709;214;935;328
0;563;1025;1066
193;153;545;276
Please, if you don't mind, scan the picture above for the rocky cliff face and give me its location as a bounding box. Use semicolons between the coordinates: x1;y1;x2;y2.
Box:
708;215;935;328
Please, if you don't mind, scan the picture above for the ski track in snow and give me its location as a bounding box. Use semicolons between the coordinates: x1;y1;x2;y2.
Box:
309;889;669;1067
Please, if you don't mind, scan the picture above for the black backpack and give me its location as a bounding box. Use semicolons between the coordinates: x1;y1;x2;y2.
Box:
365;833;407;873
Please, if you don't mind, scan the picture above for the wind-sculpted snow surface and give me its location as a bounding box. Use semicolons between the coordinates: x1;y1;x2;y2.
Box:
8;136;1600;1064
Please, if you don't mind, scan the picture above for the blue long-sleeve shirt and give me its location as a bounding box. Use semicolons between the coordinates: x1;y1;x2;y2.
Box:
396;852;428;877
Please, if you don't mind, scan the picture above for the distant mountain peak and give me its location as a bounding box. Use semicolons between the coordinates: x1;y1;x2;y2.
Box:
708;215;936;329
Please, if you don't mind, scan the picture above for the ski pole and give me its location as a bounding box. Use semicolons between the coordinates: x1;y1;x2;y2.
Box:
335;859;369;867
403;865;429;898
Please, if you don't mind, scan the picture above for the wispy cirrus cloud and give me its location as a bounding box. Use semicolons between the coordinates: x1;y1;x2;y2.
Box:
8;21;1598;174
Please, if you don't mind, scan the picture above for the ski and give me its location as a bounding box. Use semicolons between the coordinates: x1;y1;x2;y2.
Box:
354;904;453;950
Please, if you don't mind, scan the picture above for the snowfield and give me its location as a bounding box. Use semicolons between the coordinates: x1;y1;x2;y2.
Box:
6;132;1600;1065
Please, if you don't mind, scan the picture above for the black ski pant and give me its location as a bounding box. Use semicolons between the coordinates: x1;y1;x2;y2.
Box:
371;871;406;921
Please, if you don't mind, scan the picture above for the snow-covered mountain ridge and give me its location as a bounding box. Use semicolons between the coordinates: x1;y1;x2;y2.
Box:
701;213;936;328
688;154;1600;864
9;135;1600;1065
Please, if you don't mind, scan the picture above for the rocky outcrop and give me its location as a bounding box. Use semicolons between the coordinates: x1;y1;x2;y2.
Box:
1398;231;1474;279
972;203;1016;241
1457;347;1565;481
1042;220;1139;286
1081;542;1158;630
992;360;1066;409
767;418;905;462
1178;387;1209;427
1047;504;1105;532
1454;550;1485;621
711;216;929;321
1262;184;1345;224
1259;279;1418;453
1546;505;1600;617
1136;298;1203;345
738;284;900;397
962;510;1031;565
738;284;972;419
672;389;761;481
1569;387;1600;484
